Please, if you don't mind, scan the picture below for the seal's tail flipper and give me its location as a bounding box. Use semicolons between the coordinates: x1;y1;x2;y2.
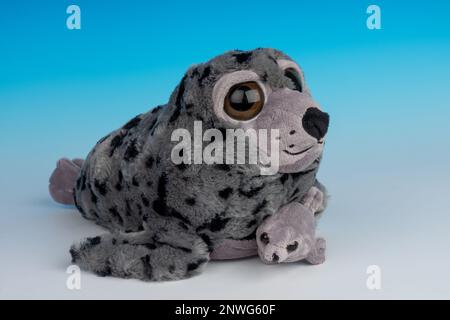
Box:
70;230;210;281
49;158;84;205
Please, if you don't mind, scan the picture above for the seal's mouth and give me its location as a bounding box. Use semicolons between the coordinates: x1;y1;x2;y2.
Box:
283;145;314;156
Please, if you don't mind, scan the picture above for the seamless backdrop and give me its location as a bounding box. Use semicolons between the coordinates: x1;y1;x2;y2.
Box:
1;0;450;299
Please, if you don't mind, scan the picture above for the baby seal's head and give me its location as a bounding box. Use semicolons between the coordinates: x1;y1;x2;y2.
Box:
168;48;329;173
255;206;315;264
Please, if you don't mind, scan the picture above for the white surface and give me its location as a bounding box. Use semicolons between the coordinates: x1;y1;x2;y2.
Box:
1;149;449;300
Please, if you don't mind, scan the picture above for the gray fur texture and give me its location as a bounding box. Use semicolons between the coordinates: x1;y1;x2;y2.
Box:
65;48;329;281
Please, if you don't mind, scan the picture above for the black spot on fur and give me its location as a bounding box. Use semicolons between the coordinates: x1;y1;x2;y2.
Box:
141;194;150;207
141;255;153;279
151;105;162;114
218;187;233;199
94;179;108;196
238;184;265;198
148;118;158;134
89;210;99;218
175;75;187;107
169;106;181;123
177;245;193;253
132;176;140;187
169;265;176;273
69;247;80;263
153;174;191;225
214;163;231;172
197;215;230;232
108;207;123;225
176;163;187;170
195;114;205;122
170;209;192;226
125;199;132;216
124;140;139;162
185;197;196;206
199;234;214;252
233;51;252;64
115;171;123;191
187;258;208;272
185;103;194;109
90;189;98;204
122;115;142;130
252;199;267;215
97;260;112;277
145;156;154;168
112;238;117;245
152;236;192;253
179;222;189;230
145;243;157;250
246;219;257;228
87;236;101;246
280;174;289;184
199;66;211;84
267;54;278;65
190;68;200;78
110;134;125;157
157;174;167;199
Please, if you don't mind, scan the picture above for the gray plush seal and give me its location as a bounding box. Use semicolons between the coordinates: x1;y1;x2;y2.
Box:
49;48;330;281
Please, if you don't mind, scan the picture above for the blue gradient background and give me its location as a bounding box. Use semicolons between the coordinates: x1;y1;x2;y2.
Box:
1;1;450;299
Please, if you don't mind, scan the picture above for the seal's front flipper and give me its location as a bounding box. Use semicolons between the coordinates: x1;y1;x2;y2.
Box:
306;238;326;265
49;158;84;205
210;239;257;260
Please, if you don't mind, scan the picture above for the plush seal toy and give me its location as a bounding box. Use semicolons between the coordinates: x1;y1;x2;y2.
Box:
256;186;326;264
49;48;330;281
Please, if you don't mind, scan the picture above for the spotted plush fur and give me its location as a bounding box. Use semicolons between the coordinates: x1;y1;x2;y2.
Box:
66;48;328;281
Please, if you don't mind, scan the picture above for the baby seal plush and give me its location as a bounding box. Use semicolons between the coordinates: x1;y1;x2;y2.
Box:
256;187;326;264
49;48;330;281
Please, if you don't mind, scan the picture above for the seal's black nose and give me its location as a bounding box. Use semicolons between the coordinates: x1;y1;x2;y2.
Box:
272;253;279;262
302;107;330;140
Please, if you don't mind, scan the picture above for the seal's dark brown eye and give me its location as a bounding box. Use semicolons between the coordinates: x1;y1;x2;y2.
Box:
260;232;270;245
224;81;264;121
284;68;303;92
286;241;299;253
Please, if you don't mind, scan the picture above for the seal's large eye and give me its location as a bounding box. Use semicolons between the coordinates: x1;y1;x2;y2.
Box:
284;68;303;92
224;81;264;121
